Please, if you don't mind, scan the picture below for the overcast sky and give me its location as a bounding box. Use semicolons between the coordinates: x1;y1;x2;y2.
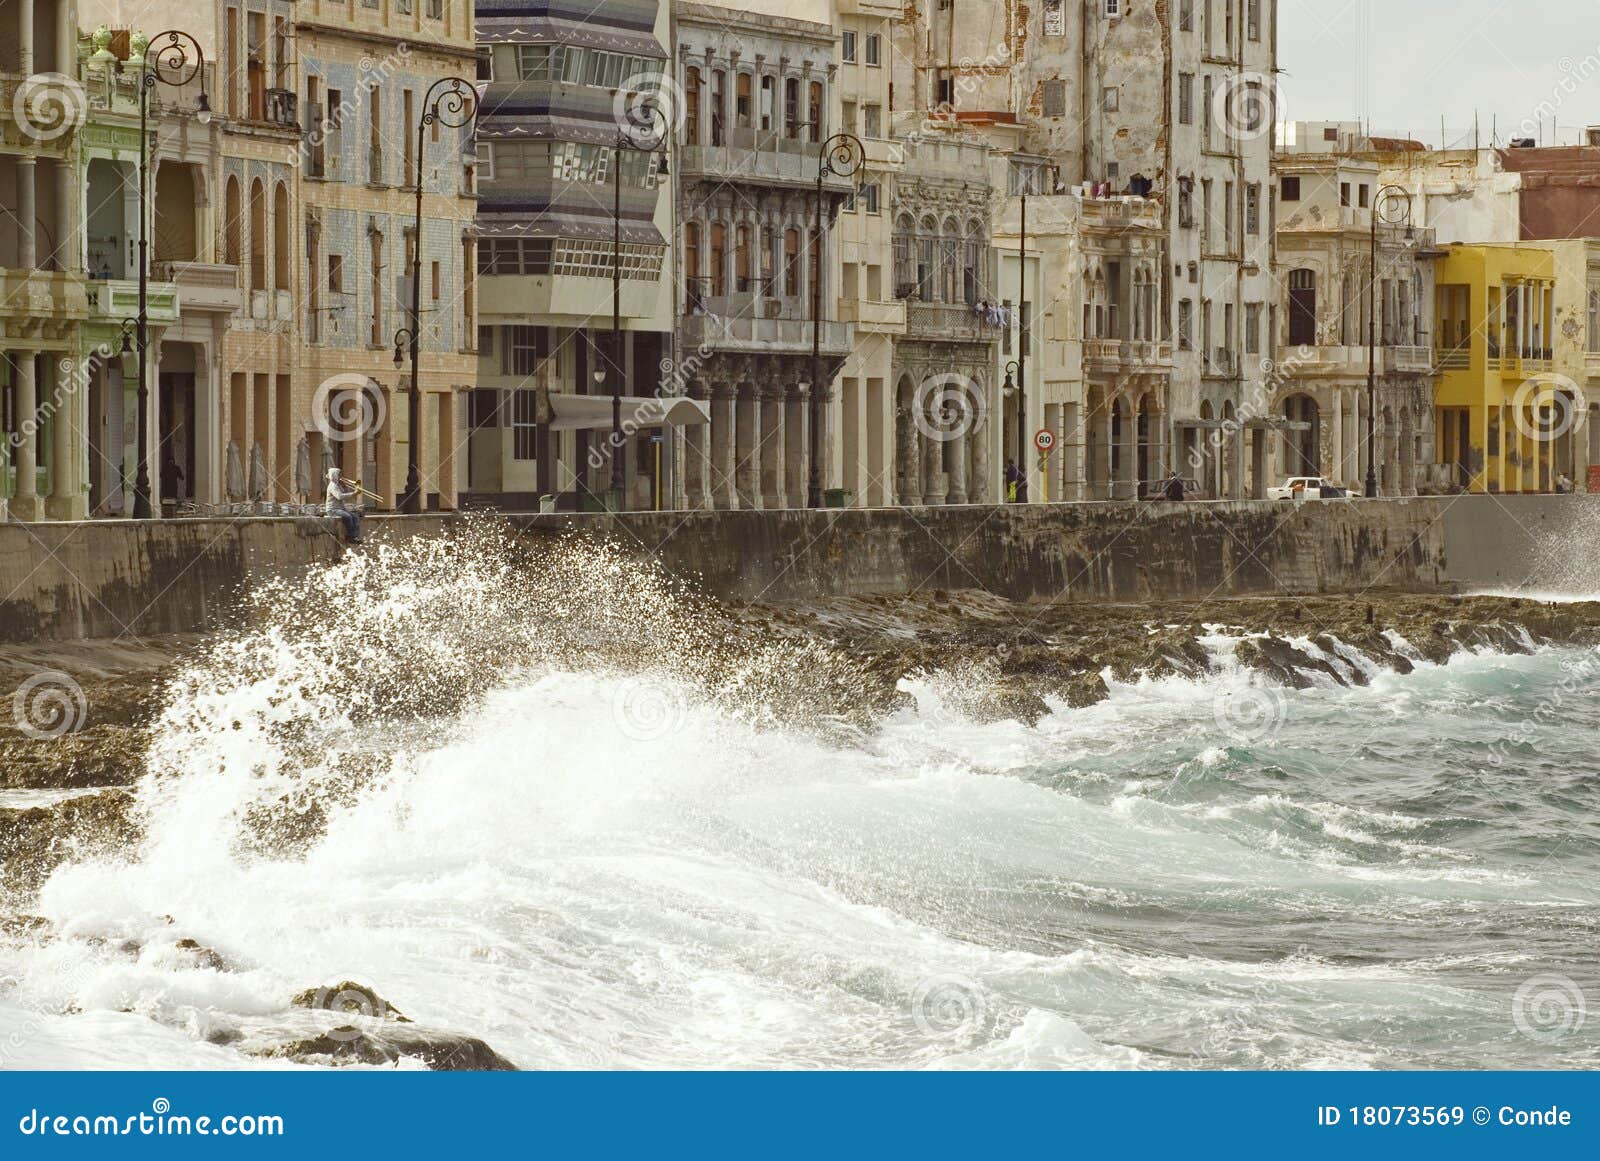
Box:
1279;0;1599;147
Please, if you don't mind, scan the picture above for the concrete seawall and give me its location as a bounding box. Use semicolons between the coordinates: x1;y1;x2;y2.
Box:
0;495;1590;644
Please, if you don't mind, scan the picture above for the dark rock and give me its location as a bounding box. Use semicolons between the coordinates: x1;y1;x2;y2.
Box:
292;980;411;1024
270;1025;517;1071
173;937;230;972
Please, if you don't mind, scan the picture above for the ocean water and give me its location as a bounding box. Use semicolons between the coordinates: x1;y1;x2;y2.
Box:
2;532;1597;1070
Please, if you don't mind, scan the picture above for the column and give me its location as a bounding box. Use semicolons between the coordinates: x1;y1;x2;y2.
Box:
920;425;943;505
785;386;806;509
19;0;33;76
17;160;37;268
45;352;86;520
1230;424;1246;500
710;384;736;509
970;405;991;504
896;391;919;505
759;384;785;508
1331;391;1344;486
52;158;75;272
734;385;758;508
944;417;968;505
12;354;40;520
683;384;709;509
814;383;833;500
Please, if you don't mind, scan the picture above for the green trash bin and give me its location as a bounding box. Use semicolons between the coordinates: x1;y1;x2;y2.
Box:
823;488;853;509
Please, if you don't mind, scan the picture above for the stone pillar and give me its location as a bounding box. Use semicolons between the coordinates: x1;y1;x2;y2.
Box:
759;384;785;508
53;157;76;272
944;416;968;505
814;384;832;499
734;386;759;508
920;425;943;506
1229;424;1247;500
19;0;33;76
785;387;806;509
17;159;37;269
710;384;736;509
896;396;919;505
683;384;709;509
970;407;991;504
12;354;41;520
45;352;87;520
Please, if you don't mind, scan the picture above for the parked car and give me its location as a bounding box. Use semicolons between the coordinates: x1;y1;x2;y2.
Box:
1266;476;1354;501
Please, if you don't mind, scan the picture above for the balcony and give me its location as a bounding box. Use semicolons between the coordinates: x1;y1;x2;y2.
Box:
265;88;298;129
1086;338;1174;374
88;277;178;325
680;143;859;195
838;297;906;333
152;261;242;314
1435;347;1469;371
903;301;1000;343
1390;345;1433;374
0;269;89;324
681;313;852;357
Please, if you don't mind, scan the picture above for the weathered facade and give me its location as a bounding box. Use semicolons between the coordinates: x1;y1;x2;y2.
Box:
470;0;679;512
1;0;90;522
889;135;999;505
891;0;1279;501
674;1;853;510
295;0;478;510
1273;150;1444;496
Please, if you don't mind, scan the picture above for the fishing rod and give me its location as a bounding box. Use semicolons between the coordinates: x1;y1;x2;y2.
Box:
333;476;385;505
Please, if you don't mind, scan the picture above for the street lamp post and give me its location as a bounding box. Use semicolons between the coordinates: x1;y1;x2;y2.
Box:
809;132;865;509
1365;183;1413;499
398;76;477;515
130;31;209;519
609;104;670;504
1014;191;1028;504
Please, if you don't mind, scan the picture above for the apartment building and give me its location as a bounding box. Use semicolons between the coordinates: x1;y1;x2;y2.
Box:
1432;244;1570;493
832;0;903;508
0;0;89;521
1272;149;1444;496
674;0;853;510
889;133;999;505
469;0;678;511
296;0;478;510
890;0;1277;500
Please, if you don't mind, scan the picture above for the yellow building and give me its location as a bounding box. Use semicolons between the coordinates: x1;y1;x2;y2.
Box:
1433;243;1580;493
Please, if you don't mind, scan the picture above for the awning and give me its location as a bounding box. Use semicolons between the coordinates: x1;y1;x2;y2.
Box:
548;393;710;432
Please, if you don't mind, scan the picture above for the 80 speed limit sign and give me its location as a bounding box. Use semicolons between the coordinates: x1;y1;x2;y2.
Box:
1034;429;1055;454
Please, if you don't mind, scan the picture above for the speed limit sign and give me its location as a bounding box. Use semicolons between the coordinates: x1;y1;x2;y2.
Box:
1034;428;1056;454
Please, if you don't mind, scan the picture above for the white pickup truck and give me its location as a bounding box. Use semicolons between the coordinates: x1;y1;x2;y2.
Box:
1266;476;1354;501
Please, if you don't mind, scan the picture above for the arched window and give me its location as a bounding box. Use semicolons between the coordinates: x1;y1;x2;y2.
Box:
963;219;983;305
684;221;702;312
736;73;752;128
917;216;937;302
224;175;242;266
808;228;822;304
784;78;800;138
273;181;291;289
940;217;959;303
685;68;702;145
709;222;727;297
735;224;750;291
783;228;800;296
893;215;914;298
710;69;726;146
248;178;266;291
1288;268;1317;346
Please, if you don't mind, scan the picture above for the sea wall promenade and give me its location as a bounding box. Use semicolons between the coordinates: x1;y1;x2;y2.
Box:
0;496;1588;644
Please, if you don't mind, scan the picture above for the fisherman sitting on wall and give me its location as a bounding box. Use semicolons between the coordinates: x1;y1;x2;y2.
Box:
325;468;365;545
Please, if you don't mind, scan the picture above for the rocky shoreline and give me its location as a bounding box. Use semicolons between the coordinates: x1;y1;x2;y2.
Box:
4;589;1600;1068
